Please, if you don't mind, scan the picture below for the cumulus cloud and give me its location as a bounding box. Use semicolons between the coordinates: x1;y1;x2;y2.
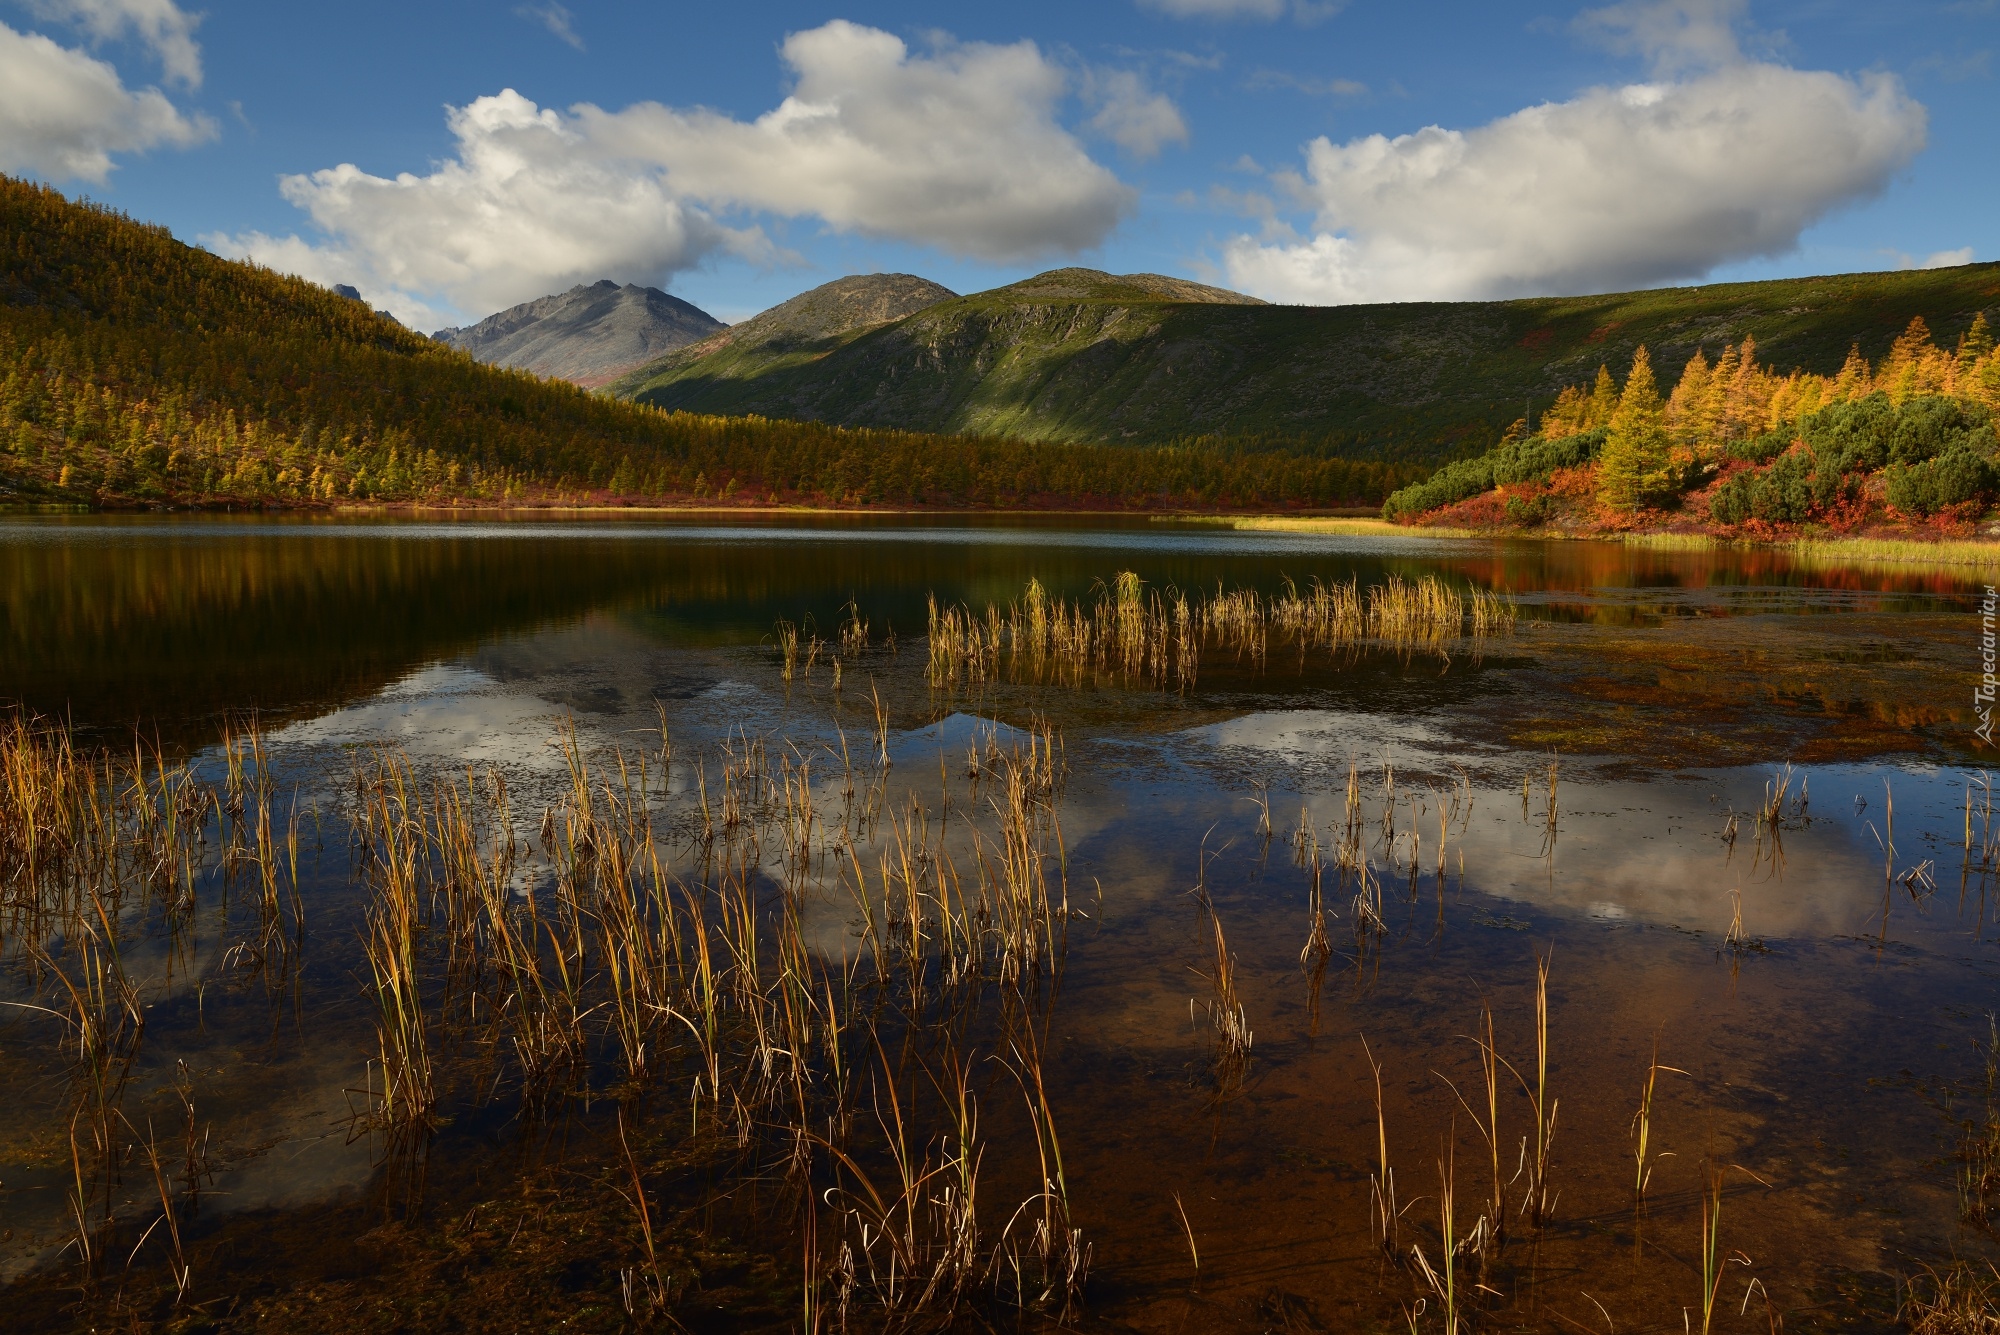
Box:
214;21;1132;326
24;0;203;86
0;18;212;181
1222;0;1927;304
1082;68;1189;158
208;91;770;332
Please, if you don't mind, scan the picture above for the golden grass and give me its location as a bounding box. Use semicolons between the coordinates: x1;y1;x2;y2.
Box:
1619;533;1732;551
334;709;1087;1326
1785;535;2000;571
1905;1262;2000;1334
1172;514;1481;538
925;571;1516;691
1623;532;2000;570
1185;511;2000;572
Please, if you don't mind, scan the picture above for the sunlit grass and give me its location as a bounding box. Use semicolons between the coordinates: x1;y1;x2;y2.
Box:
1167;515;1479;538
1622;533;2000;569
1787;535;2000;571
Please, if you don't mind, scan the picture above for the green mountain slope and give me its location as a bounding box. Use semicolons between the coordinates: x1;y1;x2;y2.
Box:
617;263;2000;461
609;272;956;402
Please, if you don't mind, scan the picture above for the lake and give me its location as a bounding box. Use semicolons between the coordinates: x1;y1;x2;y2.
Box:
1;514;1993;1332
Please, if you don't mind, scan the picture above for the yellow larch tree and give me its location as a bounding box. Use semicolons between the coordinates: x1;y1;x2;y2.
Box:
1597;346;1670;513
1587;364;1620;428
1665;350;1715;458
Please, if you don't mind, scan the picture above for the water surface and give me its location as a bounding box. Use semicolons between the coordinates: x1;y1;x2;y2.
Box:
1;514;1993;1332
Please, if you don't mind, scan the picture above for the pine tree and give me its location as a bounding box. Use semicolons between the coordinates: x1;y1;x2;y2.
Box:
1597;346;1669;513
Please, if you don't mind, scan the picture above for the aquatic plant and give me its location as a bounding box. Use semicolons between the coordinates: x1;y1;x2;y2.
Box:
921;572;1517;693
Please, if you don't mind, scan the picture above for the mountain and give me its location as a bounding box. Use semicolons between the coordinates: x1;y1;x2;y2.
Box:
331;282;403;327
611;273;954;400
0;177;1413;511
614;263;2000;461
434;281;725;388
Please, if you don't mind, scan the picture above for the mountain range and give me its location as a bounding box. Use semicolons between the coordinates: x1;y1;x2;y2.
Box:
2;174;1408;512
601;263;2000;461
433;281;725;388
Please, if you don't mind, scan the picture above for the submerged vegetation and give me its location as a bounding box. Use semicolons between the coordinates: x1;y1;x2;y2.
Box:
1385;315;2000;538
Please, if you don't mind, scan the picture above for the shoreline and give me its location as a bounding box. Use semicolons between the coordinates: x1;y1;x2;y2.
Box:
1187;514;2000;568
11;500;2000;569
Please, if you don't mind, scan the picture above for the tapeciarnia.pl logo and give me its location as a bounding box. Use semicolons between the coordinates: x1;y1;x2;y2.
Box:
1980;584;1998;745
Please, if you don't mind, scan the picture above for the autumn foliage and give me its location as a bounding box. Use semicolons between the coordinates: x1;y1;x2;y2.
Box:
1386;313;2000;532
0;177;1417;511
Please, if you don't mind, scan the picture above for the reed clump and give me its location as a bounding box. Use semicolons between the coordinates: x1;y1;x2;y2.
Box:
1904;1261;2000;1334
1959;1015;2000;1226
323;708;1093;1330
1199;911;1253;1099
0;712;285;1285
922;571;1517;691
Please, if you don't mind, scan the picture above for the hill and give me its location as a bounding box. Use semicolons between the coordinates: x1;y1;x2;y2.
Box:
0;178;1412;511
1378;317;2000;536
614;263;2000;461
610;273;955;400
432;280;724;388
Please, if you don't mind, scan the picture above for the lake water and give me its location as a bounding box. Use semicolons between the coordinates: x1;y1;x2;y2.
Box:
1;514;1994;1332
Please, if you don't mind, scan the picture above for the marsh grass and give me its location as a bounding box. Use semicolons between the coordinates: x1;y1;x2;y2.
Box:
0;712;302;1294
1623;532;2000;574
1365;1037;1400;1258
0;681;1940;1334
1905;1262;2000;1334
1959;1015;2000;1227
1198;911;1253;1100
923;571;1516;692
1631;1040;1685;1208
1788;536;2000;572
330;702;1091;1329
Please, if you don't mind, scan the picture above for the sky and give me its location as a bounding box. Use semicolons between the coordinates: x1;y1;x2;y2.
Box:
2;0;1994;330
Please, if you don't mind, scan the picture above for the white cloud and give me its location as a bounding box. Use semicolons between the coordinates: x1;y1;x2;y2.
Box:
213;21;1132;326
1889;245;1975;270
1573;0;1749;74
207;91;770;331
1082;68;1189;159
24;0;203;87
0;18;212;182
1222;2;1927;304
1138;0;1344;22
515;2;583;52
595;23;1130;258
1246;68;1368;97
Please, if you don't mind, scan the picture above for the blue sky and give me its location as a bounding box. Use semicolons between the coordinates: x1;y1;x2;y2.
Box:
3;0;1994;327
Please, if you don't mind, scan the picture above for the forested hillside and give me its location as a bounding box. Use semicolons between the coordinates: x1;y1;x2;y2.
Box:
0;178;1416;510
1382;316;2000;533
618;262;2000;462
